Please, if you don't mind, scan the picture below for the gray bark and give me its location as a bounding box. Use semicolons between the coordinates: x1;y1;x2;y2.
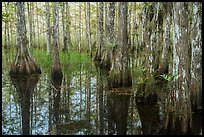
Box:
51;2;63;80
165;3;192;134
108;2;132;88
87;2;91;55
45;2;51;55
190;2;202;111
94;2;104;61
10;2;41;76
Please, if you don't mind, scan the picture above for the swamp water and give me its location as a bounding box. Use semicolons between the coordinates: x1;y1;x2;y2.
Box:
2;52;202;135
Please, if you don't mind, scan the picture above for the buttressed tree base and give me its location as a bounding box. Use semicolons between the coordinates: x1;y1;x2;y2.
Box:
9;52;41;76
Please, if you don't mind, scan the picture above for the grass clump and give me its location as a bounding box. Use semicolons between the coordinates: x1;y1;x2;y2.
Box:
31;49;52;70
31;49;91;74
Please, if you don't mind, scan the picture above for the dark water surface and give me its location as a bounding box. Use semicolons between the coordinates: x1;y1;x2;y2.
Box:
2;52;202;135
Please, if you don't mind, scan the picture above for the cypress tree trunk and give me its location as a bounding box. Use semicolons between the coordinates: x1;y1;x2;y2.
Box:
190;2;202;112
108;2;132;88
51;2;63;80
62;2;71;52
27;2;32;48
141;3;150;76
32;2;36;48
87;2;92;56
66;2;72;51
78;3;82;53
156;3;172;76
61;2;65;51
45;2;51;55
100;2;115;70
9;2;41;76
94;2;104;62
3;2;8;50
147;3;156;75
163;3;192;134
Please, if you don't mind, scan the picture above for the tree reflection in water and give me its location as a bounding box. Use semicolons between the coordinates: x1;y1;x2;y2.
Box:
136;102;161;135
3;62;202;135
107;89;131;135
50;76;63;135
10;75;40;135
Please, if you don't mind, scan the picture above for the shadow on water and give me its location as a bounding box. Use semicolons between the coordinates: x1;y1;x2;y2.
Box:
9;75;40;135
48;65;90;135
107;91;131;135
158;88;203;135
136;102;161;135
135;76;202;135
50;76;63;135
95;65;131;135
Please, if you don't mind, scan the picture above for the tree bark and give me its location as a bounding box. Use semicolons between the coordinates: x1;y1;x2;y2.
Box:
61;2;65;51
141;3;150;76
78;3;82;53
94;2;104;62
108;2;132;88
4;2;8;49
10;2;41;76
51;2;63;80
45;2;51;55
86;2;92;56
36;3;40;48
157;3;172;76
27;2;32;48
100;2;115;70
190;2;202;112
163;3;192;134
62;2;71;52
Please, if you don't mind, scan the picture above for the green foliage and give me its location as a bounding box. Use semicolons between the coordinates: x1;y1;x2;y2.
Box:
2;2;15;23
138;77;148;84
31;49;52;69
61;50;93;74
133;65;146;78
139;91;145;97
31;48;91;74
2;12;10;17
2;12;11;22
157;74;180;82
64;51;90;64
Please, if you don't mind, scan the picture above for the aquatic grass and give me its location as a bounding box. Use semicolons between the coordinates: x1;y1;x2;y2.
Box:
60;51;71;65
30;48;92;74
60;51;86;65
31;49;52;69
61;51;92;73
